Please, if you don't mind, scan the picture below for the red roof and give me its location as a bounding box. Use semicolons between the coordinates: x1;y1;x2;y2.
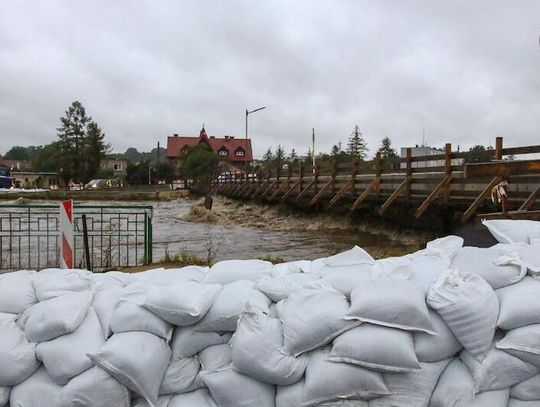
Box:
166;128;253;162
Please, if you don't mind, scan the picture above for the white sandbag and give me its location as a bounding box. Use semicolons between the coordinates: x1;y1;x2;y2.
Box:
370;359;450;407
482;219;540;244
372;252;449;294
429;359;475;407
413;309;462;362
256;273;319;302
170;326;231;361
319;264;373;298
0;270;37;314
450;246;526;289
231;305;307;385
110;284;173;340
512;242;540;276
507;398;540;407
56;366;131;407
91;271;133;291
468;389;510;407
142;281;222;326
271;260;311;277
202;367;276;407
199;344;232;372
35;308;104;385
87;331;171;407
423;235;464;260
159;357;202;395
9;367;61;407
302;348;389;406
93;286;124;338
133;266;208;285
132;395;172;407
168;389;217;407
0;386;9;407
497;324;540;368
460;347;539;392
196;280;271;332
497;277;540;330
16;290;92;342
427;269;499;360
277;281;359;356
511;374;540;401
346;278;435;334
202;259;273;285
33;268;92;301
320;401;368;406
276;380;303;407
329;323;420;372
323;246;375;267
0;313;39;386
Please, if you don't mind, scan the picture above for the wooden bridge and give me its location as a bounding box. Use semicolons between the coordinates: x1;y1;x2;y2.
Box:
213;137;540;225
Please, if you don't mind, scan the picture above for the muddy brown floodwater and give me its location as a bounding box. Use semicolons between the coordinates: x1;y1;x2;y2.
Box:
150;198;426;262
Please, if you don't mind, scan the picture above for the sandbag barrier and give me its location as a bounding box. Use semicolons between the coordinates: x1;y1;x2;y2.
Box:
1;219;540;407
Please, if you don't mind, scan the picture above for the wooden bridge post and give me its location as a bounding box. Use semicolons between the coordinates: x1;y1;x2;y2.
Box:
375;152;382;201
286;164;292;189
299;161;304;192
495;137;503;160
444;143;452;204
331;160;337;195
406;148;412;202
313;162;319;194
351;158;358;194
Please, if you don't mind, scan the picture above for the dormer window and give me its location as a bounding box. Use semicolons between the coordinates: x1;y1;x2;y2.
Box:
218;148;229;156
235;148;245;157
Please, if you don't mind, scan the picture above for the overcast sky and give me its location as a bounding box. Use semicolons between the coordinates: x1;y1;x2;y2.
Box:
1;1;539;158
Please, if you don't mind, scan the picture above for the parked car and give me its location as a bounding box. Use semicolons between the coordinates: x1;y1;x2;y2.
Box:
84;179;120;189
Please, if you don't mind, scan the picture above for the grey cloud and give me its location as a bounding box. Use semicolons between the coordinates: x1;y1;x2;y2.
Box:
1;0;539;158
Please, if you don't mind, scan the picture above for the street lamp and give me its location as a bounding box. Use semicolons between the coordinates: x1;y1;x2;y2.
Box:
245;106;266;172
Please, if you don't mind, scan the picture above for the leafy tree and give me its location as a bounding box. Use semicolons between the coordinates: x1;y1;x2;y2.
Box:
56;101;92;182
32;143;60;172
124;147;140;162
4;146;30;160
179;145;218;193
347;125;368;160
83;122;110;182
262;148;274;161
463;145;493;163
126;161;150;185
274;145;286;178
155;162;176;182
331;144;340;157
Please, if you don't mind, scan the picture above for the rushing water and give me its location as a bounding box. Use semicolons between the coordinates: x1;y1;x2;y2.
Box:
150;199;408;262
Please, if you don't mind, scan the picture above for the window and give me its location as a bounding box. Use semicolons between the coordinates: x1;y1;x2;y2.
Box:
235;150;245;157
219;149;228;156
113;163;123;171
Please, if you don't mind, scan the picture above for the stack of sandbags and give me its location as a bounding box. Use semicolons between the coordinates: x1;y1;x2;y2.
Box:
1;219;540;407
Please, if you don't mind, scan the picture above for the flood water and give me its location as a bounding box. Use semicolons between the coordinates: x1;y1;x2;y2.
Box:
150;199;408;262
0;198;411;271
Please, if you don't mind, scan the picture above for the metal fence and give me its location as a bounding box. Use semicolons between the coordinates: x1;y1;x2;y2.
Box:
0;204;153;271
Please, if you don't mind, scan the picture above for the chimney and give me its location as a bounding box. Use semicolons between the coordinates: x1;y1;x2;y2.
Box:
230;136;234;139
225;136;229;140
173;134;178;137
210;136;215;139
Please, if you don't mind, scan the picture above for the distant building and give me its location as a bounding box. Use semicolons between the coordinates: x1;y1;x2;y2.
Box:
12;172;60;189
101;159;128;177
166;127;253;171
400;145;463;169
0;156;32;171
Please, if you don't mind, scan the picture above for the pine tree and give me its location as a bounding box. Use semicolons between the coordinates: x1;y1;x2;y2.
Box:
83;122;110;182
263;147;274;161
331;144;340;157
377;137;398;159
56;101;91;182
347;125;368;160
288;148;298;160
275;145;286;162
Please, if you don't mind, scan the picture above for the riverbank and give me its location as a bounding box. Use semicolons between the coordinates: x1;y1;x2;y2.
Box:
0;187;189;201
182;197;433;259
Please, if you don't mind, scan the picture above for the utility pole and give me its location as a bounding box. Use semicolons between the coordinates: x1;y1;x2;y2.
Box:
312;128;316;175
157;141;160;164
245;106;267;173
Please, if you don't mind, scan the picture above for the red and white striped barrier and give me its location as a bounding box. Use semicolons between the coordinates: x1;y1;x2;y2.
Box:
60;199;74;269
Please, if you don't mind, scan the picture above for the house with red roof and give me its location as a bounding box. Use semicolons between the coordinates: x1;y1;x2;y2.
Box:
166;127;253;171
